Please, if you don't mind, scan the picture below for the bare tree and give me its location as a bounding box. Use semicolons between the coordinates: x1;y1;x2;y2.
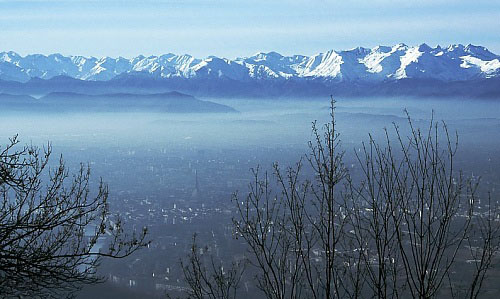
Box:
0;135;149;298
230;98;354;299
231;166;307;299
462;194;500;299
180;234;245;299
345;111;500;299
181;98;500;299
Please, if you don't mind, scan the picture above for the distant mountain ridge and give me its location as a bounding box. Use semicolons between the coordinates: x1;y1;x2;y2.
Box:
1;44;499;83
1;44;500;99
0;91;237;113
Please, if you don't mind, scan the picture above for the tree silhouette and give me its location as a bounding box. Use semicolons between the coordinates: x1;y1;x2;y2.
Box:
179;234;245;299
0;135;149;298
182;98;500;299
345;111;500;298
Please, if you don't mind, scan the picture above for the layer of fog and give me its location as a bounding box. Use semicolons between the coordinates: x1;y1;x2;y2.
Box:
2;97;499;148
3;96;499;298
1;96;499;182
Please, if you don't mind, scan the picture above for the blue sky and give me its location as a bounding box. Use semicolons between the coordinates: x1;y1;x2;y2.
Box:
1;0;499;58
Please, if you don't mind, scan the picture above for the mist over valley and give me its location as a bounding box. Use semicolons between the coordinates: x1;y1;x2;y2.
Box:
2;0;500;295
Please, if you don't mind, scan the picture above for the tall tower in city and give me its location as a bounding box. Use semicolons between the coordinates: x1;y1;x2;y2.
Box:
191;169;201;199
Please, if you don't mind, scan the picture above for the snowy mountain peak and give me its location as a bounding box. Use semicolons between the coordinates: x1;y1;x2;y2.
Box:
393;43;409;51
0;44;499;83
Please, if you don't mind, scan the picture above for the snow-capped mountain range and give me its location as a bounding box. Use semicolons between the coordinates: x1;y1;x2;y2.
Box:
1;44;499;83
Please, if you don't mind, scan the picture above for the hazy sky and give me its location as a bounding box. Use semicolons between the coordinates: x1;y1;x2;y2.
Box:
1;0;499;58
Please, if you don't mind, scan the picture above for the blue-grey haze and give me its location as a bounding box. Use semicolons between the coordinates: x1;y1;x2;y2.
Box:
0;0;499;58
